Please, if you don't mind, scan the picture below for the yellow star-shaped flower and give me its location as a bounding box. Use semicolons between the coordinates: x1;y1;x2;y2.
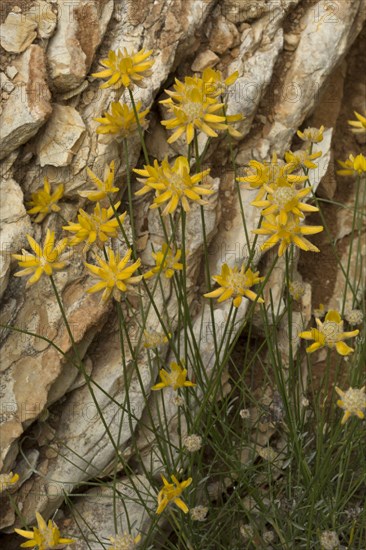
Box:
348;110;366;133
335;386;366;424
253;213;323;257
14;511;75;549
27;177;64;223
237;153;308;200
156;475;192;514
297;125;325;143
284;149;322;171
299;310;359;356
85;247;142;302
79;161;119;202
12;230;69;287
144;243;183;279
95;101;149;139
160;75;228;144
337;154;366;177
251;183;318;226
63;202;126;252
151;362;196;391
204;264;264;308
92;48;154;90
135;156;212;215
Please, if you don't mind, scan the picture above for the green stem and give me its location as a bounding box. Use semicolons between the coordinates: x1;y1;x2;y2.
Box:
193;130;219;361
123;137;137;256
341;175;361;315
128;88;150;165
49;275;122;458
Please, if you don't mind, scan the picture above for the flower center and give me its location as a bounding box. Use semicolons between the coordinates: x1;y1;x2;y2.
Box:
182;101;203;121
111;534;136;550
38;526;56;547
119;57;133;74
228;272;245;293
169;172;185;192
294;150;307;162
169;370;180;387
164;485;182;501
342;389;366;413
39;256;48;267
273;187;297;209
321;321;340;346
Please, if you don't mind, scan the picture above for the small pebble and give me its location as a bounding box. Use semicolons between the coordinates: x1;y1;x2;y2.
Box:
5;65;18;79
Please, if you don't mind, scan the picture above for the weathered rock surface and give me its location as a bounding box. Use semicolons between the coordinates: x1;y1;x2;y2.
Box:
47;0;114;91
0;46;52;160
0;178;32;299
36;105;86;167
25;0;58;39
60;477;154;549
0;12;37;53
208;13;240;54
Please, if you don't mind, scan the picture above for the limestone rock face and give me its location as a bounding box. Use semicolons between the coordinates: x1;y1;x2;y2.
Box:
47;0;114;91
36;105;86;167
0;12;37;53
0;46;52;160
0;0;365;545
0;178;32;299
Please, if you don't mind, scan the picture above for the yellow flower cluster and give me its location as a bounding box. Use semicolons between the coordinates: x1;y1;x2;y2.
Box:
92;48;154;90
63;202;126;252
204;264;264;308
238;139;324;257
15;512;74;550
156;474;192;514
152;361;196;391
160;68;243;144
12;37;365;537
13;230;69;287
95;101;149;139
335;386;366;424
26;177;64;223
135;156;212;215
14;158;142;302
299;310;359;356
144;243;183;279
79;161;119;202
85;247;142;302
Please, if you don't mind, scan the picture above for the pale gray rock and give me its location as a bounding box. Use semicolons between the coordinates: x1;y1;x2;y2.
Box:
36;105;86;167
271;0;365;149
25;0;57;39
0;46;52;160
0;12;37;53
5;65;18;79
284;32;300;51
0;73;14;93
208;14;240;54
60;477;155;549
191;49;220;71
0;258;110;474
0;178;32;299
47;0;114;91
